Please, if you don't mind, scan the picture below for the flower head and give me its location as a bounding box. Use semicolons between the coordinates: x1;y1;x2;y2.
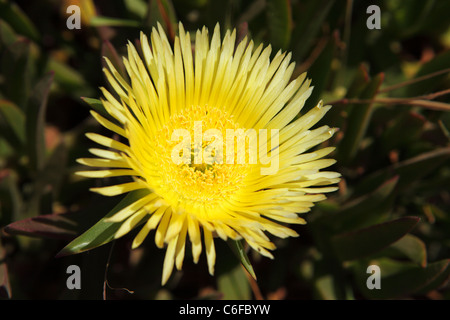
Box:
77;22;340;285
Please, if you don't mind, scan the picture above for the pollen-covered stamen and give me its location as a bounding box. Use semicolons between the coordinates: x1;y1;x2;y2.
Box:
134;105;252;210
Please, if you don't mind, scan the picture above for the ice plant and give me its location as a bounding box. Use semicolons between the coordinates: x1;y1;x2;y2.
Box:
76;22;340;285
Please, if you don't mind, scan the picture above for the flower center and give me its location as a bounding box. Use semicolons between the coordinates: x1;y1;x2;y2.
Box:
147;105;252;212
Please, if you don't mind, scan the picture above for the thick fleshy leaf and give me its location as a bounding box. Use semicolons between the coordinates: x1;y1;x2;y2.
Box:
354;258;450;299
81;97;118;125
379;111;426;154
323;64;370;130
217;263;251;300
266;0;292;51
4;213;78;240
291;0;336;62
46;58;92;98
101;40;127;79
0;20;19;47
0;99;26;148
386;147;450;190
338;72;385;164
0;170;22;226
0;1;40;42
378;234;427;268
332;216;420;262
415;260;450;295
439;113;450;140
1;39;32;109
356;147;450;195
56;189;150;257
303;35;337;111
3;195;120;241
124;0;148;20
89;16;140;27
146;0;177;41
227;239;257;280
346;65;371;99
24;142;68;218
314;275;338;300
315;176;399;233
26;72;54;172
311;257;355;300
406;50;450;96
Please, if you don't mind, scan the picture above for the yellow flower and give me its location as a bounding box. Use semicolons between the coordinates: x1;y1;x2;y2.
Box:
77;22;340;285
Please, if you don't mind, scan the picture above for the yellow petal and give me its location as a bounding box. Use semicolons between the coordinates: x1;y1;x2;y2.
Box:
161;234;178;285
106;193;157;222
85;133;129;152
187;215;202;264
155;208;172;248
203;229;216;276
175;220;188;270
114;208;148;239
90;111;126;137
75;169;136;178
132;205;167;249
77;157;129;168
90;181;144;197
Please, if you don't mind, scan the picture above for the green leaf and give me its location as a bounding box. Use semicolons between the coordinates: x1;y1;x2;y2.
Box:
4;212;78;240
303;35;337;111
378;234;427;268
89;16;141;27
81;97;118;125
387;0;442;39
331;216;420;262
266;0;292;51
0;1;40;42
146;0;177;41
337;72;385;164
217;263;251;300
393;147;450;190
124;0;148;20
46;58;92;97
3;195;119;240
356;147;450;195
56;189;150;257
354;258;450;299
345;65;371;99
406;50;450;96
24;142;68;218
1;39;33;109
0;170;22;226
315;176;399;233
227;239;257;280
0;19;19;46
25;72;54;172
379;111;426;154
415;260;450;295
291;0;336;61
439;113;450;140
81;97;106;115
314;274;338;300
102;40;127;80
0;99;26;148
323;65;370;130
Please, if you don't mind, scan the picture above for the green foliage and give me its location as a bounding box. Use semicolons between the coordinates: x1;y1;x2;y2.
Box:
0;0;449;300
57;189;151;257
